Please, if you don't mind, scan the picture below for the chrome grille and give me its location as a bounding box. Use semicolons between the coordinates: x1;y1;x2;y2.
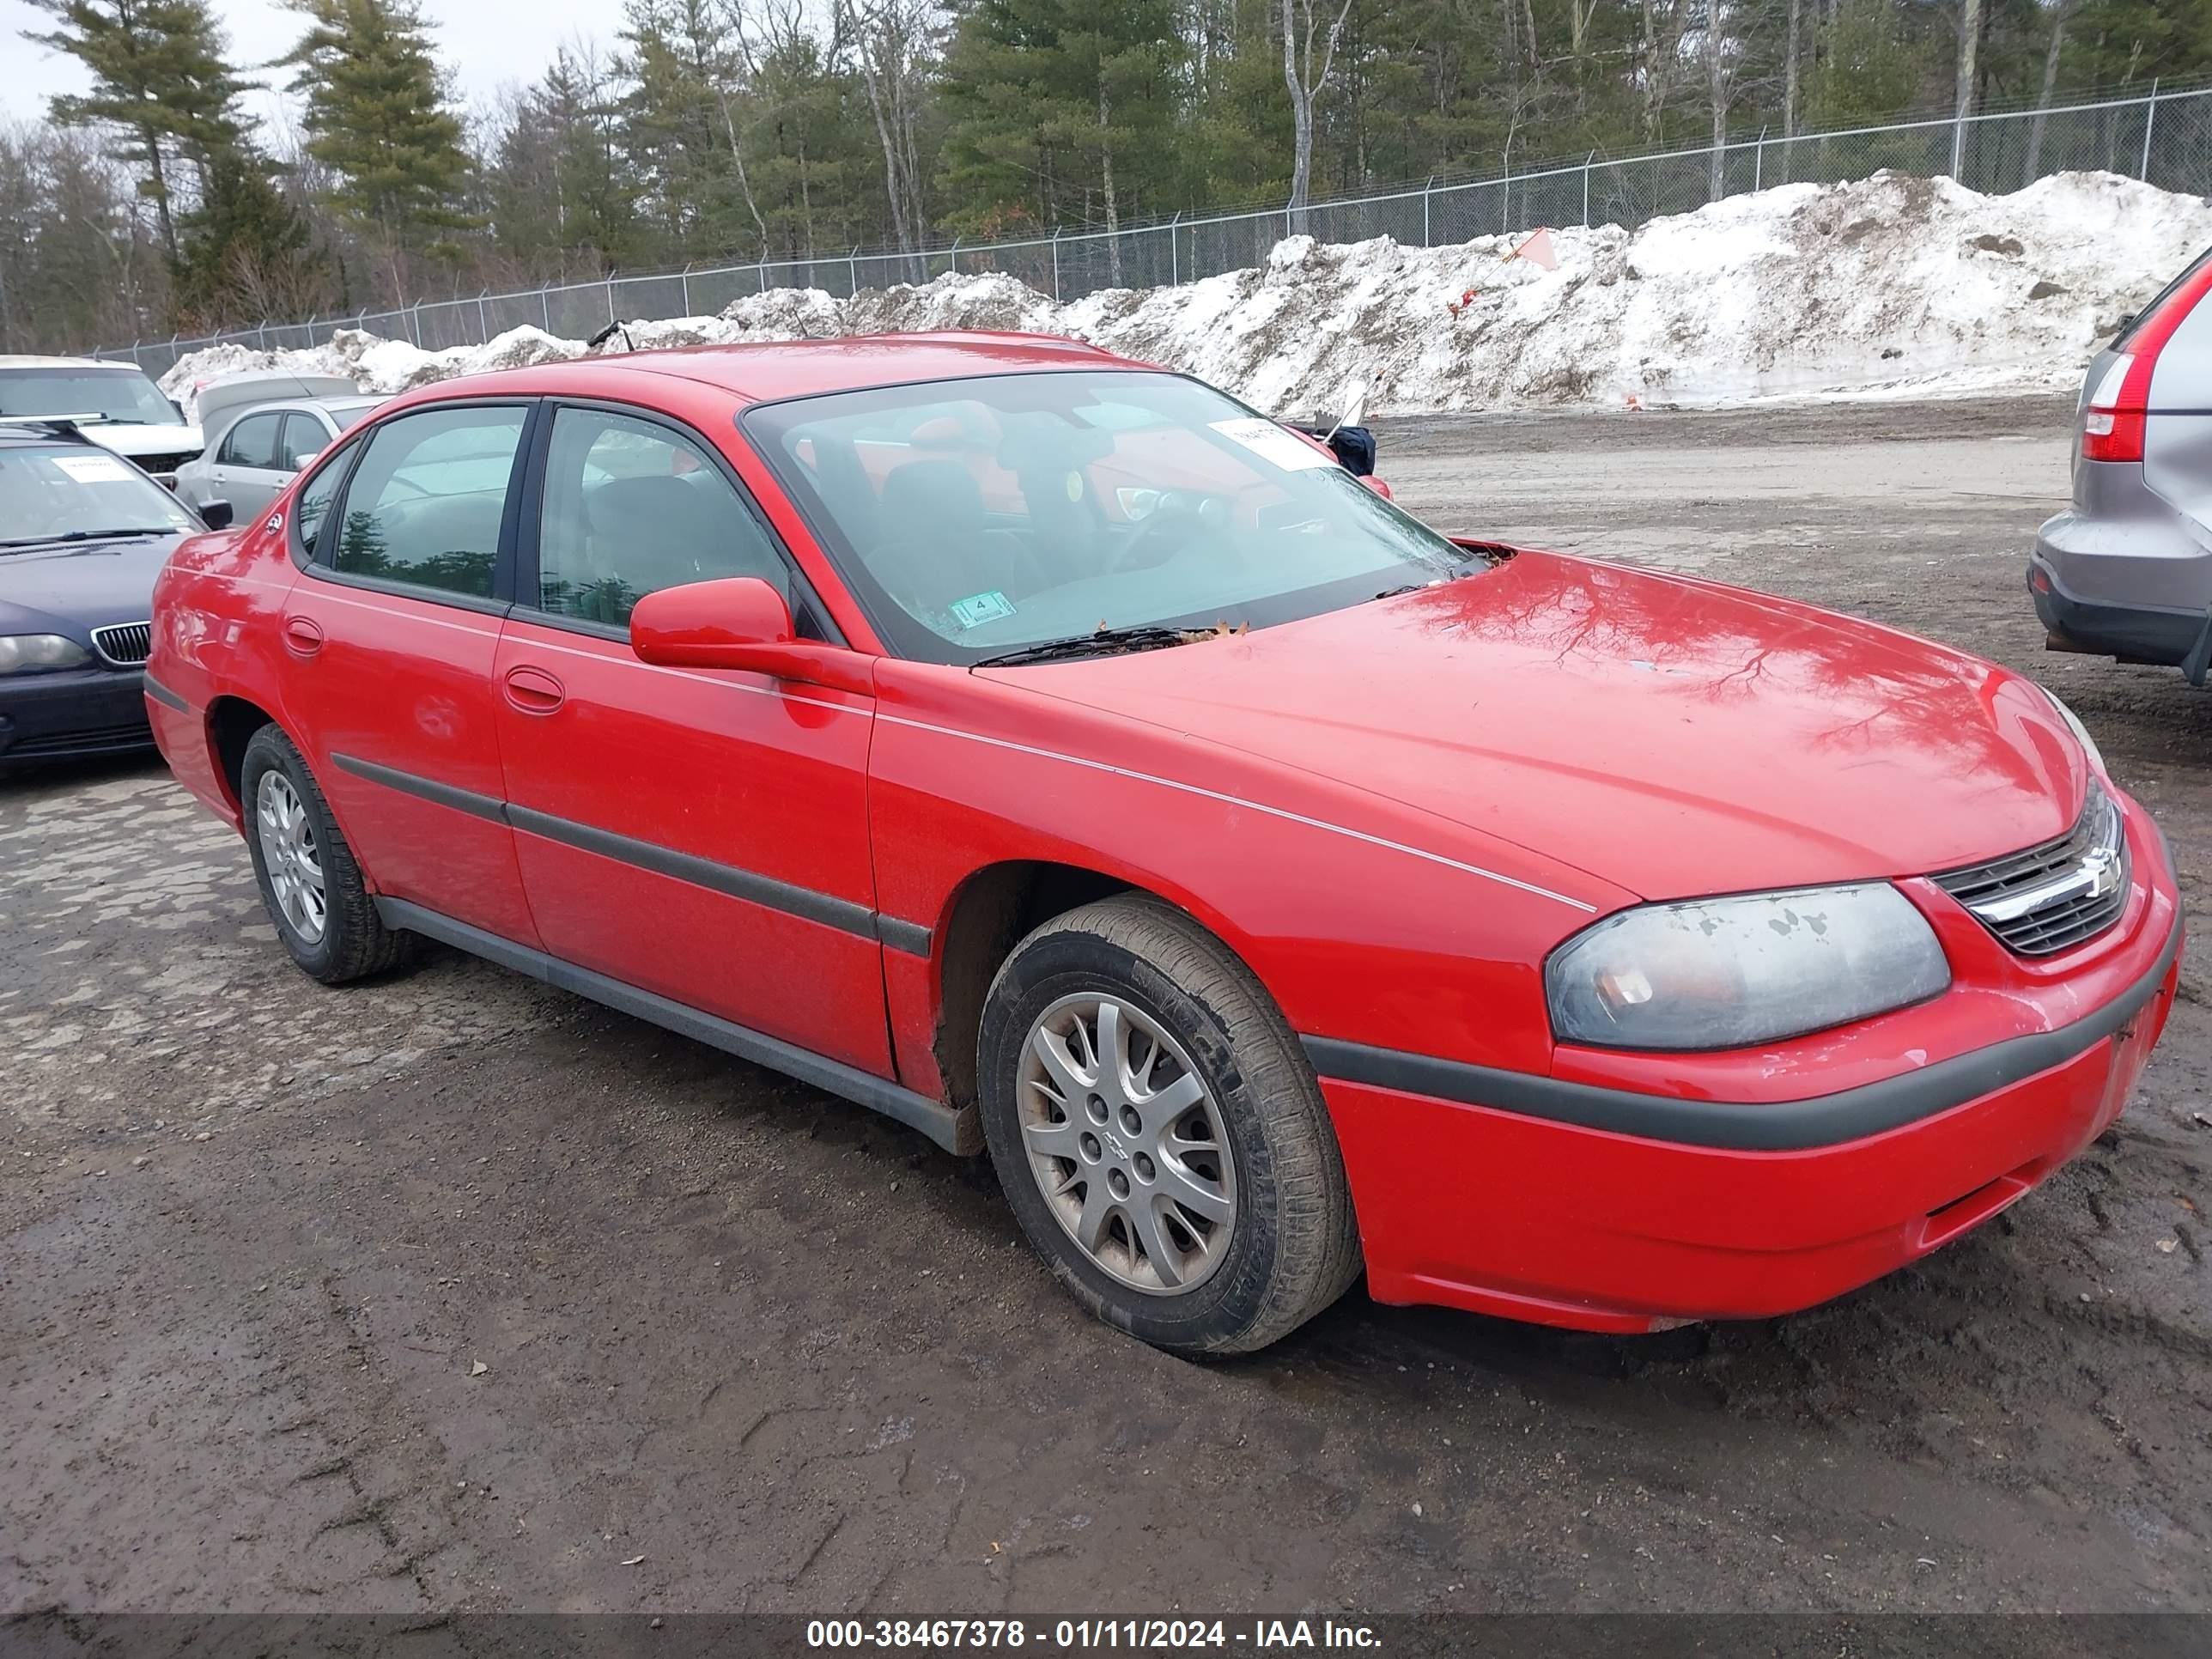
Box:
1932;781;2129;957
90;621;152;667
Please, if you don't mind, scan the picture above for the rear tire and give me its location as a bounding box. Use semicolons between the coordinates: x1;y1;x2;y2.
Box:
977;894;1361;1356
240;724;412;984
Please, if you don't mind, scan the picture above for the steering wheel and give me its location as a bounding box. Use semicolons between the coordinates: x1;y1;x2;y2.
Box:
1107;492;1218;574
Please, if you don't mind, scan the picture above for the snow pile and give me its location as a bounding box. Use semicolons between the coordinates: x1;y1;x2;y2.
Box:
160;171;2212;416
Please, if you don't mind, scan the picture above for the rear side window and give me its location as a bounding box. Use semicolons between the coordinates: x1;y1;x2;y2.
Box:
328;405;528;599
219;412;283;469
2119;245;2212;347
532;405;788;626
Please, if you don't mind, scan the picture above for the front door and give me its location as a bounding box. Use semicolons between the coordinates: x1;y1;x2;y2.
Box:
493;401;889;1073
280;400;542;948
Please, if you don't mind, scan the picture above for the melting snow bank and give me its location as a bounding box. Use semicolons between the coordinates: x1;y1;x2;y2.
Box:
162;171;2212;418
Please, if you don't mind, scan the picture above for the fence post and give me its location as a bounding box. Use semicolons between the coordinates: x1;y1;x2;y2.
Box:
605;276;617;325
1949;111;1964;181
2141;79;2160;180
1051;228;1061;301
477;289;489;342
409;303;422;348
1170;212;1181;285
541;290;551;332
948;235;959;280
1754;126;1766;192
1501;152;1510;234
680;263;693;317
1422;176;1433;246
848;246;859;297
1582;151;1595;227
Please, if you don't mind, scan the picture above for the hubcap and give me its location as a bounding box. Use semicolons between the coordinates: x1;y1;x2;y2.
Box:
1016;993;1237;1295
255;770;327;945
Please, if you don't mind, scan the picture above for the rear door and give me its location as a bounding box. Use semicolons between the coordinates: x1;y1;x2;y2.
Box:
492;399;889;1073
208;410;293;516
281;399;543;947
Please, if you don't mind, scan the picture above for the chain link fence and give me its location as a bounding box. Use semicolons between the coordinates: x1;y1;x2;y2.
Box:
100;81;2212;382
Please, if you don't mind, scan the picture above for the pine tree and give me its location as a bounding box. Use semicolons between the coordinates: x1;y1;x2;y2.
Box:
939;0;1194;240
283;0;474;295
169;147;325;329
25;0;254;261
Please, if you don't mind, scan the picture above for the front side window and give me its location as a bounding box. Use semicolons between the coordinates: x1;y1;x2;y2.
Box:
0;365;184;427
277;413;328;471
0;444;198;548
219;412;283;469
533;406;787;627
743;370;1463;665
327;404;528;599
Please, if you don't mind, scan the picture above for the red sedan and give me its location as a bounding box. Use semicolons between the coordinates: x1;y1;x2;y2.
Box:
144;335;2182;1354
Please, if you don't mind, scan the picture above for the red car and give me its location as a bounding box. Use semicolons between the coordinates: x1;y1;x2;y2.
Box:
144;335;2182;1355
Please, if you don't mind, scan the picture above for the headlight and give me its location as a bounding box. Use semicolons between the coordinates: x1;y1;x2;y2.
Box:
0;634;92;674
1546;883;1950;1051
2042;687;2105;773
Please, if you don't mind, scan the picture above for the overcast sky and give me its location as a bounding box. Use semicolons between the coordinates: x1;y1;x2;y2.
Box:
0;0;616;129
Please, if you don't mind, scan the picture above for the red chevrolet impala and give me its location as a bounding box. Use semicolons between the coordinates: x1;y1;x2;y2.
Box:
144;335;2181;1354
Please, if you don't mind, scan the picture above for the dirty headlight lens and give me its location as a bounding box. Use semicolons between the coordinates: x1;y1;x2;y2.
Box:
1546;884;1950;1051
0;634;91;674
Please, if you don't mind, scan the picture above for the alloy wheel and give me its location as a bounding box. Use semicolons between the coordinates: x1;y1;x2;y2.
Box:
255;769;327;945
1016;992;1237;1294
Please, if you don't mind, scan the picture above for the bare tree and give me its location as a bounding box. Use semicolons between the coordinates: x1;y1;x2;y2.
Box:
841;0;935;282
2023;0;2073;182
1705;0;1729;201
1280;0;1355;233
1955;0;1984;144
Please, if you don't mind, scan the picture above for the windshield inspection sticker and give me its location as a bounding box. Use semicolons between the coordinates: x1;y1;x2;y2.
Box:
949;590;1018;630
1209;417;1336;472
52;453;134;484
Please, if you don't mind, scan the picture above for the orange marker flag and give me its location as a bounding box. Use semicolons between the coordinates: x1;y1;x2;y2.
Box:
1504;228;1558;270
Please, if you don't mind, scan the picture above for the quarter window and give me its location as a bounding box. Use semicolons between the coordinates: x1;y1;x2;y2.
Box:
218;412;283;470
291;438;356;551
532;406;787;627
328;405;528;599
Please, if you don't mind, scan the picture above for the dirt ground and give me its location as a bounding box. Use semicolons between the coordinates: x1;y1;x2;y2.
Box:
3;397;2207;1620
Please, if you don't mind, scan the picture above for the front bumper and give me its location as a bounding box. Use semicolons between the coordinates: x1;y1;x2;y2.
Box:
1316;811;2185;1334
0;665;154;763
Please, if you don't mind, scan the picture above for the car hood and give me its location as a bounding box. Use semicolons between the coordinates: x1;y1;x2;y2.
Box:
0;533;181;634
980;550;2088;901
82;422;204;459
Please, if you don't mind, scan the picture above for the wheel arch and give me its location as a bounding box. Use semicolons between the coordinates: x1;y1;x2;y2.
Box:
206;694;282;815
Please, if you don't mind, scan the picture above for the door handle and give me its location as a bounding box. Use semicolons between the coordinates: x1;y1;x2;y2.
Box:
502;665;566;714
282;615;324;657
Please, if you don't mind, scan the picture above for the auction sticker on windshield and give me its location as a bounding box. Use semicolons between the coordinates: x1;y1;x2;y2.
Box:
52;453;134;483
949;590;1018;629
1208;417;1335;471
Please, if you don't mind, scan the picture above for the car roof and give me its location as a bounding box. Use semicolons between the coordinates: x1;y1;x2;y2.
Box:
0;355;143;372
394;331;1149;410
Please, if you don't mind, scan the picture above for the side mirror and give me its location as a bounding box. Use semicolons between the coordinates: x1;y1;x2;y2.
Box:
198;498;234;530
629;576;872;695
1361;475;1394;501
292;450;321;471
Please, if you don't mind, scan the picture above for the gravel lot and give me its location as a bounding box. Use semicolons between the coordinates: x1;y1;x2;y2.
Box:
3;397;2207;1619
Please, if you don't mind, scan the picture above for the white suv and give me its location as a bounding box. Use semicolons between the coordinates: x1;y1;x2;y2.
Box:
0;356;204;486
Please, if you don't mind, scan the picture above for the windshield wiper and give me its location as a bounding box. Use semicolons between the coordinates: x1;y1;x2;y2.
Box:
973;624;1201;668
0;526;176;550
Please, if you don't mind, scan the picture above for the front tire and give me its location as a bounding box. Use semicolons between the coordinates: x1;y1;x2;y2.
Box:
977;895;1361;1356
240;724;412;984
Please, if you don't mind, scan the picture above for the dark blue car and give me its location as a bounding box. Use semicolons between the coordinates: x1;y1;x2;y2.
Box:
1;421;222;769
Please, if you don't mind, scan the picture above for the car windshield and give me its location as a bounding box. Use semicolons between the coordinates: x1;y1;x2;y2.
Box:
743;370;1465;665
0;445;198;547
0;366;184;427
